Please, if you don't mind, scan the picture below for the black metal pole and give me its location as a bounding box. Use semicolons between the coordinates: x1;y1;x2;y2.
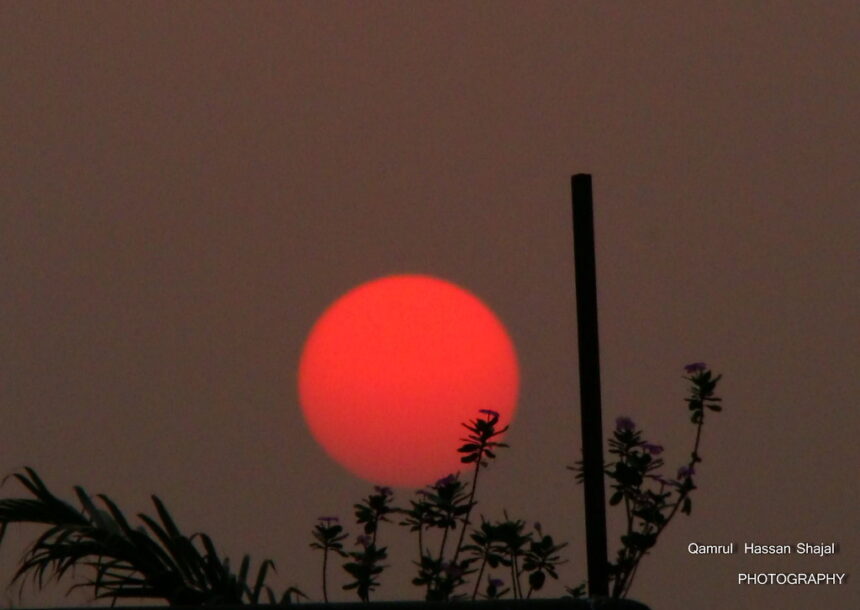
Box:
571;174;609;597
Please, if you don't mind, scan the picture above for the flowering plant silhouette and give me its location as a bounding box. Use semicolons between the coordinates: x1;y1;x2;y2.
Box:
573;362;724;598
0;364;723;608
408;474;474;601
340;486;396;601
310;517;348;602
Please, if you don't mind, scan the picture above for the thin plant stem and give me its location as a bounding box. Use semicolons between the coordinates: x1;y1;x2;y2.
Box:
510;554;518;599
321;547;329;603
452;461;481;566
438;523;450;564
611;454;636;598
622;552;643;598
657;418;705;535
514;553;523;599
615;416;706;598
471;556;488;600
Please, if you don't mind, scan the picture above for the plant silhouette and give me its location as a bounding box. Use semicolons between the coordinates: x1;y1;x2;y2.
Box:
1;364;722;607
0;468;303;606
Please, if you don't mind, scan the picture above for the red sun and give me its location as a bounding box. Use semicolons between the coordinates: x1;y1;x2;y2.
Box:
298;274;519;488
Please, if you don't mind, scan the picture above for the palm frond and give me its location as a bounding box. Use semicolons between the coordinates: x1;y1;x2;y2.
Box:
0;468;296;606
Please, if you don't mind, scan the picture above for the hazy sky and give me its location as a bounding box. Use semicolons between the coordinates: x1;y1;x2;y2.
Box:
1;3;858;608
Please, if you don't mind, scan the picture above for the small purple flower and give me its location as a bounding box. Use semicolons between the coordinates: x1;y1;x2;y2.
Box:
441;561;463;578
317;516;339;525
684;362;707;374
615;416;635;432
355;535;371;547
373;485;393;497
677;465;695;479
434;474;458;488
489;578;504;587
651;474;682;487
642;442;664;455
479;409;500;419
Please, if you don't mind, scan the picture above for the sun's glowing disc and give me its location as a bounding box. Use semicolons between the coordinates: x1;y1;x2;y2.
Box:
297;274;519;488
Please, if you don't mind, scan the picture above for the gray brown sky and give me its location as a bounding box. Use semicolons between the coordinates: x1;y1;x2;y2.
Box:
1;2;858;608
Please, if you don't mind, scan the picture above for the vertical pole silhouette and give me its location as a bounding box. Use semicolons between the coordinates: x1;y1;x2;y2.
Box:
571;174;609;597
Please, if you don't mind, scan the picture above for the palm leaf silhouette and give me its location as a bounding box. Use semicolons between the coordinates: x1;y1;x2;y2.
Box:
0;467;303;606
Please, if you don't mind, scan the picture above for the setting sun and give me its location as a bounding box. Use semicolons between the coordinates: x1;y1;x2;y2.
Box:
298;274;520;488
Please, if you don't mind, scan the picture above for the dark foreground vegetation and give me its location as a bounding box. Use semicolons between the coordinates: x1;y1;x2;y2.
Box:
0;365;722;609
